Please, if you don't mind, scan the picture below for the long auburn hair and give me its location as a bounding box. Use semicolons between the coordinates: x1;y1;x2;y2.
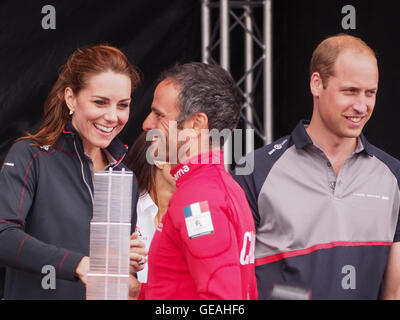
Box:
19;45;141;146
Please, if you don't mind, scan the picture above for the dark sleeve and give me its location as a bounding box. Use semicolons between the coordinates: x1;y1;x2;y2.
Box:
0;267;4;299
232;153;260;228
0;142;84;281
365;143;400;243
130;174;139;233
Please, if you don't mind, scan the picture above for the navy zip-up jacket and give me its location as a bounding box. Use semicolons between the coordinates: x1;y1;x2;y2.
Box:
0;122;138;299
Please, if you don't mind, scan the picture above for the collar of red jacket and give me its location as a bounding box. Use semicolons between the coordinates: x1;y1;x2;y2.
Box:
170;150;224;184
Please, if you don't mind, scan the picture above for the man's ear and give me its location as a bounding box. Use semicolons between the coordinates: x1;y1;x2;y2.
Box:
310;72;324;97
191;112;209;131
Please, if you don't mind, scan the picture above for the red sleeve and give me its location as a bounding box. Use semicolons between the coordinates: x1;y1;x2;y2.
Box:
138;282;147;300
166;196;243;300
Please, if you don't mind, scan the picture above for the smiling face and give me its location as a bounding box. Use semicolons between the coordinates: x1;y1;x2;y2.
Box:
66;71;131;156
311;50;379;140
142;79;182;162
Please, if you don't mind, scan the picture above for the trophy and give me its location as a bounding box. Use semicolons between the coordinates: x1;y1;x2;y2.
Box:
86;168;132;300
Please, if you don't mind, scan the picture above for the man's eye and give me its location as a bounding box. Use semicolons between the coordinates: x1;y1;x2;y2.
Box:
343;88;356;94
366;91;376;97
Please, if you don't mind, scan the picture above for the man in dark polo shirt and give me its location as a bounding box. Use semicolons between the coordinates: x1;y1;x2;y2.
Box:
234;34;400;299
0;266;4;299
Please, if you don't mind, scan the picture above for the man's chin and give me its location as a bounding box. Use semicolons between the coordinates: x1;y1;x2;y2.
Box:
340;127;363;139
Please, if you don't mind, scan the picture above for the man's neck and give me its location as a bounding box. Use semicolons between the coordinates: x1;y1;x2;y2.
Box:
306;122;358;175
170;139;220;169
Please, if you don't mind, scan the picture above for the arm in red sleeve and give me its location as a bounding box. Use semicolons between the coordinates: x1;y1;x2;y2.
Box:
167;195;243;300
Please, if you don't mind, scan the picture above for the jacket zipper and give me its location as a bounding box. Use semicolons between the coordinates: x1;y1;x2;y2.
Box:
73;140;94;206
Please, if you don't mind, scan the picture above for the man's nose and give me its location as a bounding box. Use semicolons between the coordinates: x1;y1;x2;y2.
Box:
142;113;155;131
352;95;368;114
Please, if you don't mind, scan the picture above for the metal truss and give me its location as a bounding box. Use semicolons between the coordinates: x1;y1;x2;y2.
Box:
201;0;273;165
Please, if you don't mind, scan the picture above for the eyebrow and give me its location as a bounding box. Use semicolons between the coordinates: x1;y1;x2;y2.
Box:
340;86;378;92
91;95;131;102
151;106;165;115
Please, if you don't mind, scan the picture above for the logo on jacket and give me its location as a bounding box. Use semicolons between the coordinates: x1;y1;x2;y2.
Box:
40;145;51;151
1;162;14;172
184;201;214;239
268;139;288;155
2;162;14;168
240;231;255;265
174;165;190;181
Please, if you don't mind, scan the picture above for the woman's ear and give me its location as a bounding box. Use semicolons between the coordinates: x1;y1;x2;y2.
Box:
64;87;76;113
154;160;167;170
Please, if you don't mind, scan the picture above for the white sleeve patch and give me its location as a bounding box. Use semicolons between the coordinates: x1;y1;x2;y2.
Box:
184;201;214;239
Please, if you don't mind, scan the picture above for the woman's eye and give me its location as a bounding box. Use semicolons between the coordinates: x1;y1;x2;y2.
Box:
94;100;106;105
119;103;130;108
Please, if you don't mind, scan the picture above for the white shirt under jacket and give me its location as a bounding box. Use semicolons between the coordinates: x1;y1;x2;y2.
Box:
135;192;158;283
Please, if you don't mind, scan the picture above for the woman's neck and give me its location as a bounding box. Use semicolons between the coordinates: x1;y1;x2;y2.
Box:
84;145;107;172
150;176;176;226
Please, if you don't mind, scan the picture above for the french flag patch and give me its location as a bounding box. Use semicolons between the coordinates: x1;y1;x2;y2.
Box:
184;201;214;239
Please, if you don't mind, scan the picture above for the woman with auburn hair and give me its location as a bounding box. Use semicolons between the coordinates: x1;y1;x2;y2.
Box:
125;131;176;284
0;45;145;299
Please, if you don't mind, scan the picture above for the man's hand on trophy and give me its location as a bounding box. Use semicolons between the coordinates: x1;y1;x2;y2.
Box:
75;256;90;285
130;232;148;274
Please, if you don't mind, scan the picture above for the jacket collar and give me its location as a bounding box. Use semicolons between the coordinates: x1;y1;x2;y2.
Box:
291;120;374;157
170;150;224;186
62;121;129;165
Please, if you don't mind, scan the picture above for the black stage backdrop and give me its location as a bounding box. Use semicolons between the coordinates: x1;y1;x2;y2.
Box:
1;0;400;299
273;0;400;159
2;0;400;163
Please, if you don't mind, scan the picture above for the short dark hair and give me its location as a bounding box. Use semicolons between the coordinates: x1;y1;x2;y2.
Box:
156;62;242;137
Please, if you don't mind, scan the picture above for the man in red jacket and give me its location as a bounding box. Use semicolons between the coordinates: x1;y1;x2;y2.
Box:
129;62;257;300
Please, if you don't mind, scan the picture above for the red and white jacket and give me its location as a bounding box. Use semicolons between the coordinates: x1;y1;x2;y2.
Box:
140;150;257;300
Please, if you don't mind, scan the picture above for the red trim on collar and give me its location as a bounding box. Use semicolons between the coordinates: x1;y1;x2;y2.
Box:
62;128;73;134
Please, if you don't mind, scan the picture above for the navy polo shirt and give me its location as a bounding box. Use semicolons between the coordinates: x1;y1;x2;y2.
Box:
234;120;400;299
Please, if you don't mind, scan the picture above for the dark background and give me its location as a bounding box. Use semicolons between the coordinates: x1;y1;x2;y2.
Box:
1;0;399;298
